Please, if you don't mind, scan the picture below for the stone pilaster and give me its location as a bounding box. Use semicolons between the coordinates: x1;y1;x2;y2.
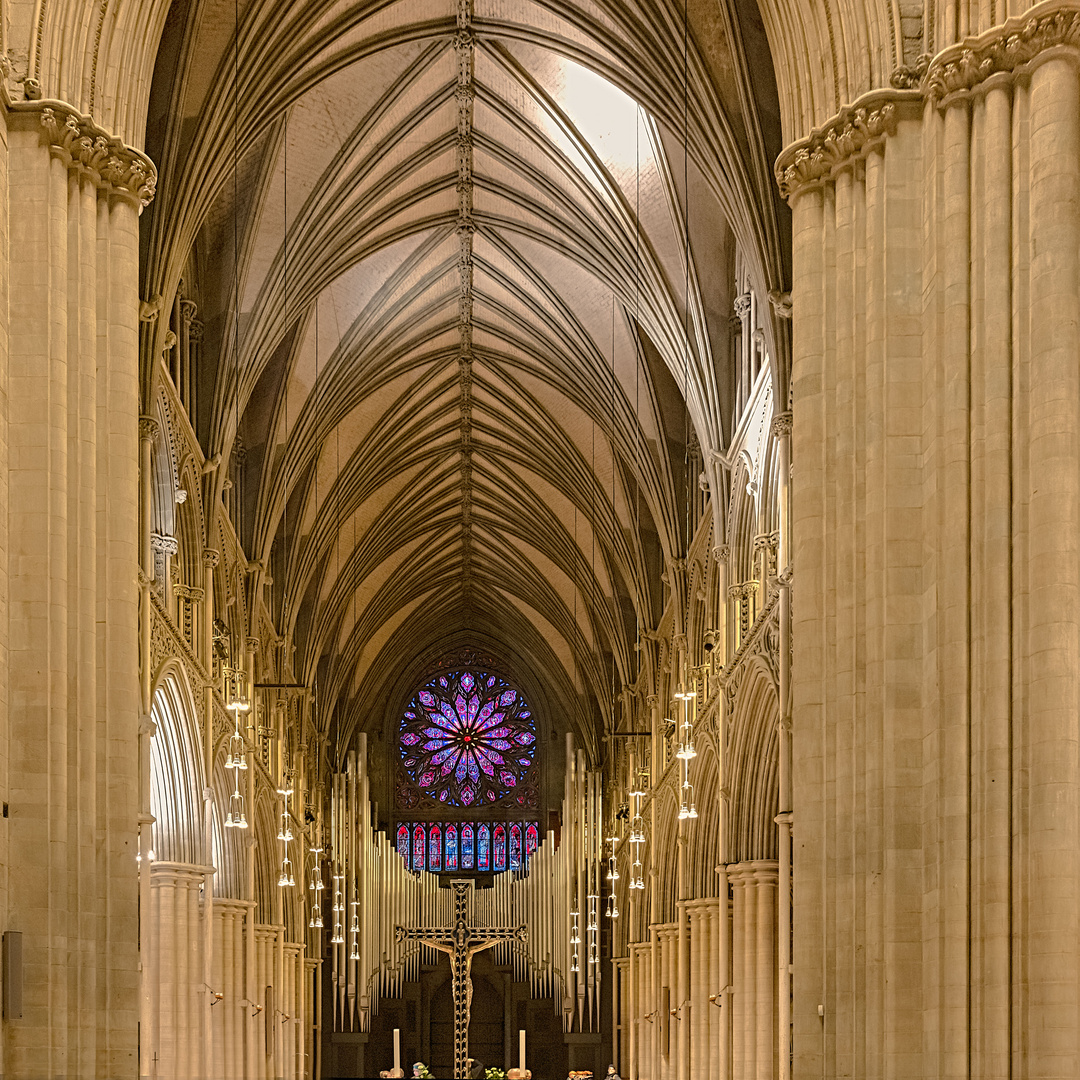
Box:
728;861;778;1080
150;862;213;1079
780;7;1080;1078
4;96;152;1079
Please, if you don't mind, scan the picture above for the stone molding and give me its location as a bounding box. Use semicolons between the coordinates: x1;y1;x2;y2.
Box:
774;89;920;199
150;532;179;557
149;861;215;886
139;415;160;442
10;100;157;207
926;1;1080;101
776;2;1080;200
725;859;779;887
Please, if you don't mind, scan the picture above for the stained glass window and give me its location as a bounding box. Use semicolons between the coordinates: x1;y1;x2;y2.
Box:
446;825;458;871
399;669;536;807
396;820;538;872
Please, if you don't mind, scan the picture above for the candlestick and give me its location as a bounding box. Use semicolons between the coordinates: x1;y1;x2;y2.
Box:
394;1028;400;1073
519;1028;525;1072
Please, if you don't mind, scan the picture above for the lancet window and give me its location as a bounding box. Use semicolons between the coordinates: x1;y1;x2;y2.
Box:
396;819;539;875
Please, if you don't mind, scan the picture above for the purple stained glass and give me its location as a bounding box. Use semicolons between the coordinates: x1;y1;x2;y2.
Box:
446;825;458;871
525;823;538;858
399;669;537;806
509;824;522;870
461;825;474;869
429;825;442;872
494;825;507;872
478;825;491;870
413;825;425;872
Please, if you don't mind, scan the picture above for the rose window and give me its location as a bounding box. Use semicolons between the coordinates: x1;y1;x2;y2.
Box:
399;669;536;807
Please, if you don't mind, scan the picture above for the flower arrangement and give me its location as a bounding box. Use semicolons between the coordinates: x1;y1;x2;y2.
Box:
412;1064;434;1080
484;1069;506;1080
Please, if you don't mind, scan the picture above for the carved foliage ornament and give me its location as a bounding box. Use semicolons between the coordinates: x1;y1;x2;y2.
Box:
775;95;907;199
926;5;1080;100
32;104;157;207
776;3;1080;200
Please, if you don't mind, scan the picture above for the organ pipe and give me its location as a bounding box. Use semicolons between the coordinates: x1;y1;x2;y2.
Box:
323;734;603;1034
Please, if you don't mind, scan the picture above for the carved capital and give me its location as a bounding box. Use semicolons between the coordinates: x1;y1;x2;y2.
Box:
28;103;157;207
203;549;221;568
775;90;918;200
139;415;160;442
927;5;1080;102
713;544;731;564
179;298;199;324
733;292;752;320
150;532;179;557
771;411;793;438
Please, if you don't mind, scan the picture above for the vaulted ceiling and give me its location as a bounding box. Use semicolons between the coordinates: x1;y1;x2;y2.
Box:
142;0;786;763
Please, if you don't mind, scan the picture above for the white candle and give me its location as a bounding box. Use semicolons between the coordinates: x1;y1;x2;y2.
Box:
519;1029;526;1072
394;1028;401;1072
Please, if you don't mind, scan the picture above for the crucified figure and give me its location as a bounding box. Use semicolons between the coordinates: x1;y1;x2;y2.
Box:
396;880;527;1079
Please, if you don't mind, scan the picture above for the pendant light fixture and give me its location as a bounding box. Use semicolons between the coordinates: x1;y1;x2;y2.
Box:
605;835;620;919
330;868;345;944
628;763;645;889
570;909;581;973
224;0;248;835
225;783;248;829
225;671;249;826
308;845;325;892
675;0;698;830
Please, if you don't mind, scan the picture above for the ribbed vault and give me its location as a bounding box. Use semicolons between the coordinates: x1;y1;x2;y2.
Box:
141;0;787;763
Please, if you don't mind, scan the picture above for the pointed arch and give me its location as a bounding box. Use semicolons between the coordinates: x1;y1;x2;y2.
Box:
149;665;206;865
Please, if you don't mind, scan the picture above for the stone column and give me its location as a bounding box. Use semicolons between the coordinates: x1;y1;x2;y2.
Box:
150;862;213;1079
627;940;639;1080
306;957;321;1080
705;900;718;1080
729;861;778;1080
676;896;690;1080
151;531;178;608
138;713;158;1079
213;899;252;1080
775;10;1080;1078
3;99;153;1079
686;903;705;1080
137;406;158;1080
771;410;793;1080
